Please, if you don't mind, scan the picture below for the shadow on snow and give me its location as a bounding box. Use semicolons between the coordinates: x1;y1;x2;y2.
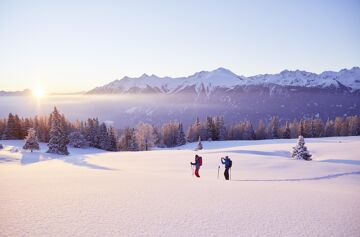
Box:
320;159;360;166
19;150;115;171
233;171;360;182
205;149;291;158
0;156;19;163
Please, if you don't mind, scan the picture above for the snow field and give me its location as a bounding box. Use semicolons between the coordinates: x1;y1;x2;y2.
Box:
0;137;360;236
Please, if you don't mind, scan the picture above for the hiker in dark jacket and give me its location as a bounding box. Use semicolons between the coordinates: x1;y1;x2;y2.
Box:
190;154;202;178
221;156;232;180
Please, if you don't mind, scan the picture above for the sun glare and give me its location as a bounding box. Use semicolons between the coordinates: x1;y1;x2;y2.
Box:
33;87;45;98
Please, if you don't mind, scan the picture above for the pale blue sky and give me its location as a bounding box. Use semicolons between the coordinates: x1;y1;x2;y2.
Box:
0;0;359;92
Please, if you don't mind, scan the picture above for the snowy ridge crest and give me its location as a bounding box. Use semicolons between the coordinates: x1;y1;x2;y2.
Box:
88;67;360;95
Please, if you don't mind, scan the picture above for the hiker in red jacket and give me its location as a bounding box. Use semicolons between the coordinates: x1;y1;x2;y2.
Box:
190;154;202;178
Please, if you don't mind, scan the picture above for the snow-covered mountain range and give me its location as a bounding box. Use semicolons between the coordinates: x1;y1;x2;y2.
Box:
84;67;360;127
88;67;360;95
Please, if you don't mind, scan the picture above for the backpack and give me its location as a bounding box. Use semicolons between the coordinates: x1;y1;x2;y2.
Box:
227;159;232;168
198;156;202;166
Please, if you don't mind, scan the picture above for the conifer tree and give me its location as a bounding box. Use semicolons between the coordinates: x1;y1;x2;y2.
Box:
21;118;31;139
23;128;40;152
324;119;335;137
4;113;17;139
268;116;279;139
243;121;255;140
68;131;88;148
177;123;186;146
298;120;305;137
128;128;138;151
99;122;110;150
108;126;118;151
292;135;312;160
47;107;69;155
14;115;22;139
206;116;217;141
196;136;203;150
215;116;226;140
282;122;291;139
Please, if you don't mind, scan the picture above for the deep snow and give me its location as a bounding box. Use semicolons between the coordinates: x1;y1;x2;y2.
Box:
0;137;360;237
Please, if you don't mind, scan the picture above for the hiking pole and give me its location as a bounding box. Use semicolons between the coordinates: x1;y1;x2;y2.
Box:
230;168;231;180
190;164;194;176
217;165;220;179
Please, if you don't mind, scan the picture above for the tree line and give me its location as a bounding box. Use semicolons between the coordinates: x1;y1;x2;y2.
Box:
0;107;359;153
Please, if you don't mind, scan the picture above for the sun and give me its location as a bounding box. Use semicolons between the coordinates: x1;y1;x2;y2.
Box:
32;87;45;98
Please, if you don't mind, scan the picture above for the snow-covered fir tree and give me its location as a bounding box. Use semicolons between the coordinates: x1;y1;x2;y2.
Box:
292;135;312;160
47;107;69;155
152;126;161;147
85;118;100;148
282;122;291;139
187;117;203;142
215;116;226;140
23;128;40;152
243;121;255;140
99;122;111;150
128;128;138;151
206;116;216;141
108;126;118;151
68;131;88;148
21;118;31;139
177;123;186;146
298;120;305;137
196;136;203;150
268;116;280;139
4;113;20;139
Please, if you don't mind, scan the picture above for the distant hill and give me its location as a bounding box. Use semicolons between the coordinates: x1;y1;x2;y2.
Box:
0;89;31;96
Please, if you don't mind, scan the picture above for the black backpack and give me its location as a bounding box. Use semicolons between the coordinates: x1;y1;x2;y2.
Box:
228;159;232;168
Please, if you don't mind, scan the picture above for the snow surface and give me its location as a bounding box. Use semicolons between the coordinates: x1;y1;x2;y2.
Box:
1;137;360;237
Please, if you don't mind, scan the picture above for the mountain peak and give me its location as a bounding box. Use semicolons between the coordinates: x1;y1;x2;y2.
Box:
213;67;234;74
140;73;149;78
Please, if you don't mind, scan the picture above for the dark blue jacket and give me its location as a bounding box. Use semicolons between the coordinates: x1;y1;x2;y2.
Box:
221;158;231;169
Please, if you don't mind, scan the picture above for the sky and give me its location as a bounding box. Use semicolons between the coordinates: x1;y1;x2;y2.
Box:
0;0;359;93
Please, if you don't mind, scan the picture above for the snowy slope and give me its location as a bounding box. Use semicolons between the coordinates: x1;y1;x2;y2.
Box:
1;137;360;237
246;70;339;88
88;67;360;95
90;74;185;94
173;67;245;96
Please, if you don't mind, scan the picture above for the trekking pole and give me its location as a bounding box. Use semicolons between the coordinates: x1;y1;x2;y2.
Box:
230;168;231;180
217;165;220;179
190;164;194;176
